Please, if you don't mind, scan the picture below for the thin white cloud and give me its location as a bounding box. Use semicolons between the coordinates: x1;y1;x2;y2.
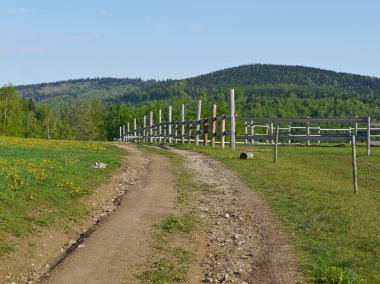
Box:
3;8;29;14
0;47;46;56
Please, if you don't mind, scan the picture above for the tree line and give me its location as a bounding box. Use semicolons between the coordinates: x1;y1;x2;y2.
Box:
0;86;107;140
2;84;380;141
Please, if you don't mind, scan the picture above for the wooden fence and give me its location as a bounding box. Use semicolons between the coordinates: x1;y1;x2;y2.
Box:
120;89;377;155
119;89;379;194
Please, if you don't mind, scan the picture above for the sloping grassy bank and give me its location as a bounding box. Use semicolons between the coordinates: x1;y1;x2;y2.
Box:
178;144;379;283
0;137;124;255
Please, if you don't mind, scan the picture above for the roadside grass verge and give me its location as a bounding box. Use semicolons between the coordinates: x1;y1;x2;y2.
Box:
176;144;379;283
136;145;200;284
0;136;124;254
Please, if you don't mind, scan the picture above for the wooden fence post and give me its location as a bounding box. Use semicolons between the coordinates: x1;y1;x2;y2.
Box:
288;125;291;144
307;118;310;146
266;124;269;145
250;120;254;145
122;125;126;141
188;119;192;143
355;116;358;135
317;126;321;144
352;135;358;193
119;126;122;141
164;123;167;143
126;123;129;142
133;118;137;143
244;122;248;144
270;123;274;145
181;104;185;144
274;125;279;162
168;106;172;144
367;116;371;156
211;104;217;147
143;115;147;142
195;100;201;145
159;109;162;142
204;118;209;146
221;114;226;149
149;111;153;143
229;89;236;150
174;121;178;143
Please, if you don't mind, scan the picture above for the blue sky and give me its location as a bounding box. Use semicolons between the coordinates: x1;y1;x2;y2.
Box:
1;0;379;85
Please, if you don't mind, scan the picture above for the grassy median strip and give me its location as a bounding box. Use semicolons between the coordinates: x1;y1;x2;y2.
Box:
0;137;124;254
177;144;379;283
137;145;199;284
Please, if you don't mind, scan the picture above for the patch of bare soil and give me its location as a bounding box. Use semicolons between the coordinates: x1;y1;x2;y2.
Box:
172;148;303;284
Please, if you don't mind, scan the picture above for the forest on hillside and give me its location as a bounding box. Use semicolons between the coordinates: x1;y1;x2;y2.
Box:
3;64;379;140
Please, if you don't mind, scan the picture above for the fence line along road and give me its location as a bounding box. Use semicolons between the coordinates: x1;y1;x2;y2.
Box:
120;89;376;157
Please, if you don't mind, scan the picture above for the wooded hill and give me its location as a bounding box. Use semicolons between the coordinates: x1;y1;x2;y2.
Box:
17;64;380;109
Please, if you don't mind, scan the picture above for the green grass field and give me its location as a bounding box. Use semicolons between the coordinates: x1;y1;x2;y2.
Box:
178;143;379;283
0;137;124;255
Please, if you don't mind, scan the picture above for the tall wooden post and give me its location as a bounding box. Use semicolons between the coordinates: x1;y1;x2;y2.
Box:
168;106;172;143
288;125;291;144
149;111;153;143
270;122;274;145
188;120;192;143
250;120;254;145
122;125;126;141
143;115;147;143
204;118;209;146
352;135;358;193
195;100;201;145
266;124;269;145
366;116;371;156
317;126;321;144
164;123;167;143
349;127;352;144
274;125;279;162
355;116;358;135
119;126;122;141
244;122;248;144
181;104;185;144
307;118;310;146
133;118;137;143
127;123;130;142
229;89;236;150
175;121;178;143
221;114;226;149
159;109;162;142
211;104;217;147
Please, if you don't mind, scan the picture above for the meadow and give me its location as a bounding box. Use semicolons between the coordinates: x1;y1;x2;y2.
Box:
0;137;123;255
178;144;380;283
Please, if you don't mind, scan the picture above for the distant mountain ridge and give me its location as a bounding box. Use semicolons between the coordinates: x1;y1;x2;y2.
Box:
16;64;380;109
187;64;380;90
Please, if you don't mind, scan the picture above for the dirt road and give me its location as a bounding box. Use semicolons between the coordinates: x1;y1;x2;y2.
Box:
41;144;302;284
42;145;176;284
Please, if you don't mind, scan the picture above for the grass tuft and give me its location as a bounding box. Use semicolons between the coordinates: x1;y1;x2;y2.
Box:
138;258;185;283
